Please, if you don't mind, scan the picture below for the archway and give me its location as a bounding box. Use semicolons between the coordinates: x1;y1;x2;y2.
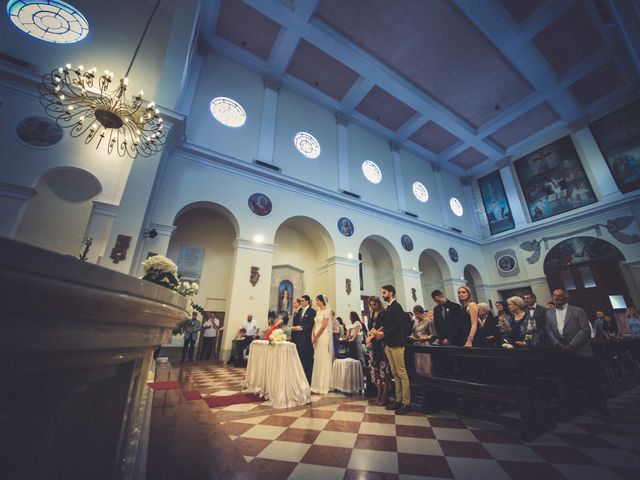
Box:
15;167;102;255
543;236;628;317
167;202;239;350
463;264;484;303
272;216;335;317
419;249;451;309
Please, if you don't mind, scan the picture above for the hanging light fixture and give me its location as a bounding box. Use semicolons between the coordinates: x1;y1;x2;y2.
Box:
38;0;165;158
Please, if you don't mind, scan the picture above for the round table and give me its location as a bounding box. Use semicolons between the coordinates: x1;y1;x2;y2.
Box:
243;340;311;408
331;358;364;393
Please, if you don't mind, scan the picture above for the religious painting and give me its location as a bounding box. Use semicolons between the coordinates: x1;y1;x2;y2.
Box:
543;236;624;271
248;193;272;216
477;170;515;235
401;234;414;252
337;217;354;237
589;99;640;194
250;266;260;286
277;280;293;315
16;116;63;147
514;136;597;222
448;247;459;263
177;245;205;281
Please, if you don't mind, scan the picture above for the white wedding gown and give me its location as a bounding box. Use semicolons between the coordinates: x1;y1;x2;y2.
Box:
310;308;334;394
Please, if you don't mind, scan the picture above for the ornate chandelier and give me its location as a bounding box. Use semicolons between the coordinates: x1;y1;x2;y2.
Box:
38;0;165;158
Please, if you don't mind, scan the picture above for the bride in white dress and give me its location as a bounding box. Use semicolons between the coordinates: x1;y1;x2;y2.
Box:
310;294;334;394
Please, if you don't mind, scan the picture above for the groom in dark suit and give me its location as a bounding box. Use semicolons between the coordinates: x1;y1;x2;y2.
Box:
546;288;607;413
291;295;315;383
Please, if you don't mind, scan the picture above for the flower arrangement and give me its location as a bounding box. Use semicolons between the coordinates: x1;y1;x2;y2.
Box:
268;329;287;345
141;255;203;335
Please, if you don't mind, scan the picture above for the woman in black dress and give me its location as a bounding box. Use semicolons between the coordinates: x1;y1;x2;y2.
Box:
474;302;498;347
366;296;390;405
456;286;479;347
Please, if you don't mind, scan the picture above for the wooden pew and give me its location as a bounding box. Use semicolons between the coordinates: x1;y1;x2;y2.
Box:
405;345;566;441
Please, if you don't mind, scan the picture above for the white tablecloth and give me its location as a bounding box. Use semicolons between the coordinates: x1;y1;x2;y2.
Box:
331;358;364;393
243;340;311;408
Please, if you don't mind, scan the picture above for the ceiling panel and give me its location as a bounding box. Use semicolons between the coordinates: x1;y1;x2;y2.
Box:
316;0;533;128
489;102;560;149
532;2;604;75
498;0;544;24
355;86;417;132
409;121;460;154
286;40;360;100
449;147;488;171
569;61;625;106
215;0;282;60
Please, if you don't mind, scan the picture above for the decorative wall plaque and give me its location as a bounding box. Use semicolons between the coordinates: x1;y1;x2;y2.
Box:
411;287;417;302
250;266;260;286
401;234;414;252
494;249;520;278
16;116;63;147
110;234;131;264
337;217;354;237
448;247;459;263
346;278;352;295
248;193;272;216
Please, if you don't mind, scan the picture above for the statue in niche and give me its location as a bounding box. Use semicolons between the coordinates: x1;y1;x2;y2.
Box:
250;266;260;286
346;279;352;295
411;288;417;302
278;280;293;315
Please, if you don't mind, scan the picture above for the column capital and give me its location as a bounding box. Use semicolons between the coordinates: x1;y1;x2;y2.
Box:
461;176;472;186
0;182;36;201
395;268;422;279
389;141;401;153
431;162;441;173
335;112;349;126
149;222;176;237
233;238;276;253
92;201;118;217
324;256;361;268
569;116;589;132
494;156;511;169
263;76;281;92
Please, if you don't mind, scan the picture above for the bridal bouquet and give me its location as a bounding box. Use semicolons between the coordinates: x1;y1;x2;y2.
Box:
269;329;287;345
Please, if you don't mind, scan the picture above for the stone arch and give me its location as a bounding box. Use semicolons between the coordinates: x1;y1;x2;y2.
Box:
173;201;239;238
359;235;403;297
463;264;484;302
419;248;451;309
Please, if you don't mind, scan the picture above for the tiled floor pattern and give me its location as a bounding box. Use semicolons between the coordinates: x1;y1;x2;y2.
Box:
178;363;640;480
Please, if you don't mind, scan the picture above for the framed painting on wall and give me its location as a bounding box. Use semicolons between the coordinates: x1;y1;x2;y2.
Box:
589;99;640;194
514;136;597;222
477;170;515;235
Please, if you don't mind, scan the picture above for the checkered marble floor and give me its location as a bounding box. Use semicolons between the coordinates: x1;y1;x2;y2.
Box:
179;363;640;480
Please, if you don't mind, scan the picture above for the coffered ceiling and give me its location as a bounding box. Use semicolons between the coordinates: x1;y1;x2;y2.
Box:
202;0;640;177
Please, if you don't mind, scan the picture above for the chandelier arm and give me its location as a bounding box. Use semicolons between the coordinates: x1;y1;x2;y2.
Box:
125;0;161;78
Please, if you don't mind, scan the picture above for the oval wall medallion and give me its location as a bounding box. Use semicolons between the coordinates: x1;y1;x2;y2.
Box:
497;254;517;273
448;247;459;263
337;217;354;237
16;116;63;147
401;234;414;252
248;193;272;216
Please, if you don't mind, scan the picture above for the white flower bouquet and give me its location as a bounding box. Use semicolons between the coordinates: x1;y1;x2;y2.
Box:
141;255;179;289
269;329;287;345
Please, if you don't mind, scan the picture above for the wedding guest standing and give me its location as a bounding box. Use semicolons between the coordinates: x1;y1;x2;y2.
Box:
198;313;219;361
290;295;315;383
411;305;436;344
181;311;201;363
367;296;390;406
376;285;411;414
475;303;498;347
524;293;548;345
431;290;462;345
347;311;366;370
506;296;536;346
457;286;478;347
311;295;333;394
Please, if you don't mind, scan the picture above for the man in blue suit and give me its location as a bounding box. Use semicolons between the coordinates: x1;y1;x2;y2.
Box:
291;295;315;383
546;289;607;413
181;312;201;363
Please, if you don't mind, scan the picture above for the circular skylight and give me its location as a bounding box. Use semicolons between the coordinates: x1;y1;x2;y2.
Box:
450;197;464;216
412;181;429;202
7;0;89;44
294;131;321;159
210;97;246;127
362;160;382;184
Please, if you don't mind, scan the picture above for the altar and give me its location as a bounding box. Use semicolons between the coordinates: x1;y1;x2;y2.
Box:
243;340;311;408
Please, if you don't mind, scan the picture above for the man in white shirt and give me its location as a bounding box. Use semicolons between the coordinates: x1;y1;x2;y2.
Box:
198;313;220;361
546;289;607;413
228;314;259;366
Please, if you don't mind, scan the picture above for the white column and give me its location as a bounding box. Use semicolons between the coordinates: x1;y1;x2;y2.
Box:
256;77;280;165
431;163;451;229
496;157;528;227
220;239;275;360
442;277;465;301
132;222;177;276
0;182;36;237
620;260;640;311
154;0;201;111
390;141;407;213
529;276;551;304
395;268;423;309
461;177;482;237
571;128;621;202
323;256;361;318
83;201;118;264
336;113;351;192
